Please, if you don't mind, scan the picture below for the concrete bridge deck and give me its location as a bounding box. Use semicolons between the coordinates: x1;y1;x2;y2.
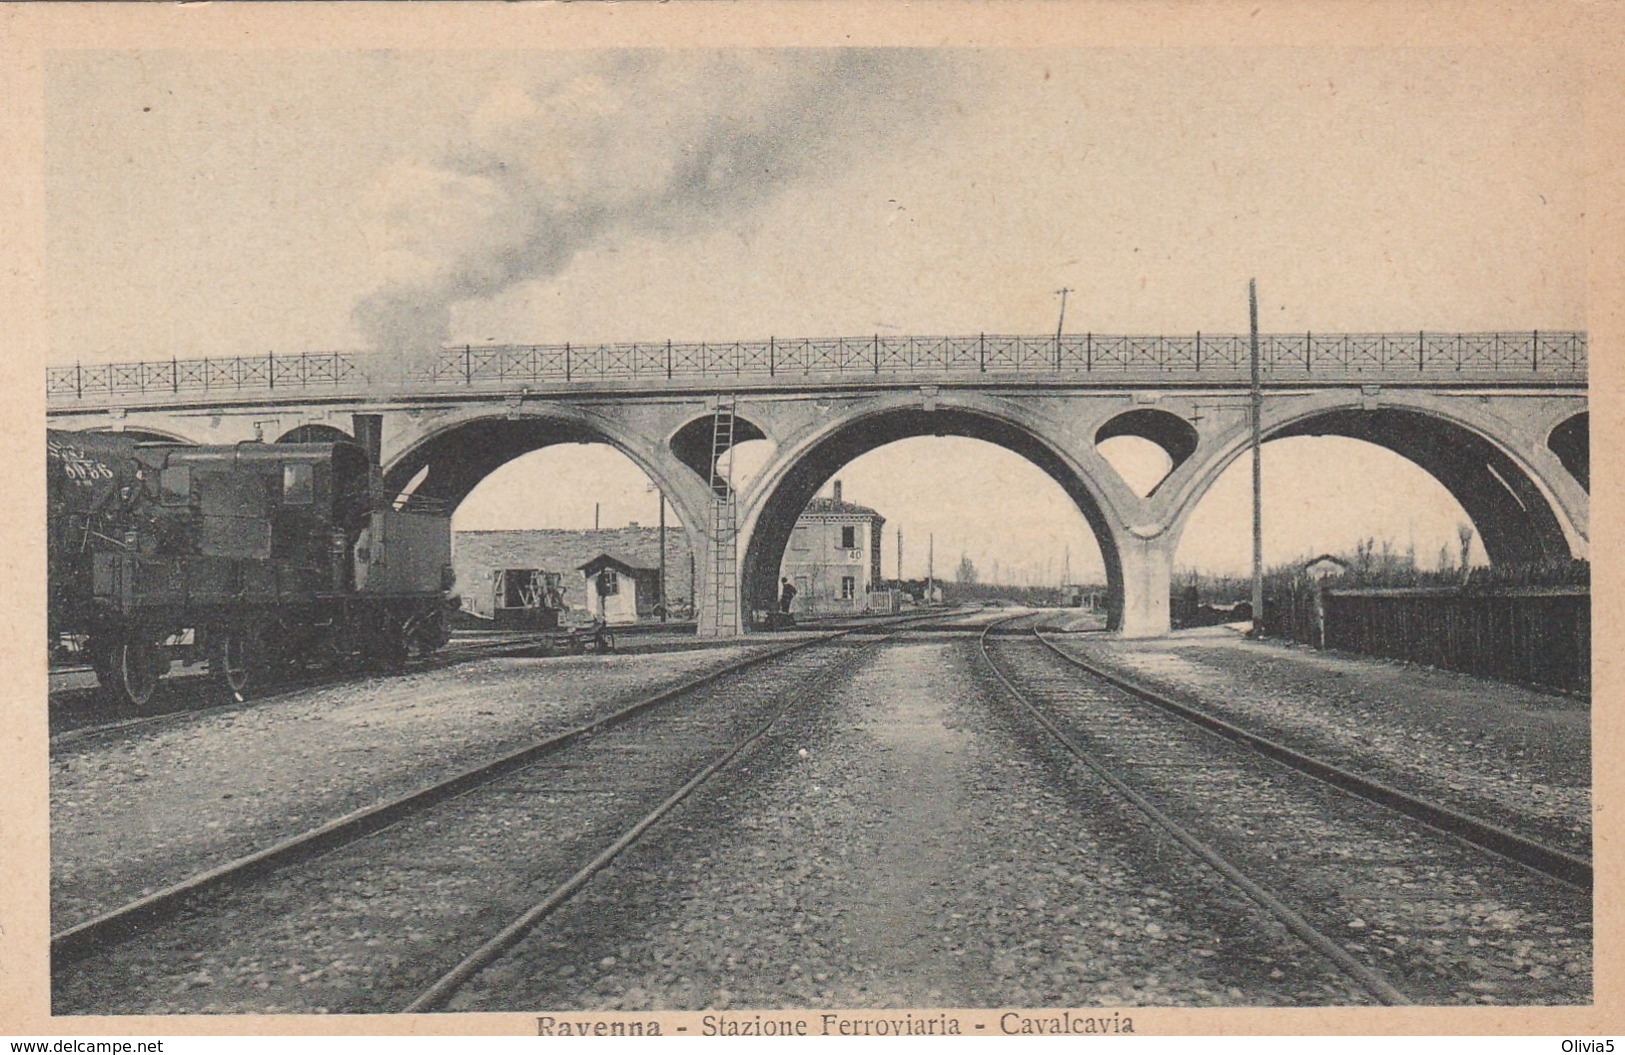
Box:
47;331;1587;410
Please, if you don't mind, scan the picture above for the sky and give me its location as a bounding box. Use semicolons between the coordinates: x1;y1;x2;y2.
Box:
44;48;1582;581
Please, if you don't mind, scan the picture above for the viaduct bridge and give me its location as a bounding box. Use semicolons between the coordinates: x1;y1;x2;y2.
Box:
47;331;1590;638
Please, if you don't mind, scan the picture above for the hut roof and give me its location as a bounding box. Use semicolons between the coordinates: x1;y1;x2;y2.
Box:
577;552;656;577
800;496;884;521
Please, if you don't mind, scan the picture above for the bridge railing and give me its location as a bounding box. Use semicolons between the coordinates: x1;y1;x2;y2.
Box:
46;331;1587;404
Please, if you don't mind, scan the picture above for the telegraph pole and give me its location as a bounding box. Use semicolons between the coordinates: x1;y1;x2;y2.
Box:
1249;279;1264;637
928;533;935;604
658;490;667;623
896;528;904;586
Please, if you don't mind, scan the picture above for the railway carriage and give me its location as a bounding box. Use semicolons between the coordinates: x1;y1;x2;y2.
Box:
48;424;454;706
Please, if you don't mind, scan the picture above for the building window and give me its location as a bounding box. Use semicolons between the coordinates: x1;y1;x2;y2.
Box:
841;575;856;600
791;526;809;551
597;570;619;596
282;463;314;505
840;525;857;549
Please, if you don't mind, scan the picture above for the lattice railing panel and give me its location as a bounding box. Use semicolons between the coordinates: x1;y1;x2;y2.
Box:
47;331;1587;404
737;341;774;375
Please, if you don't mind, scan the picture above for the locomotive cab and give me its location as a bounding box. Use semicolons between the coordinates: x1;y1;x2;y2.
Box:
152;440;373;568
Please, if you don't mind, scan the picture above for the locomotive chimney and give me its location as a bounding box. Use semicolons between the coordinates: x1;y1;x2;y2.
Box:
352;414;383;467
832;479;843;504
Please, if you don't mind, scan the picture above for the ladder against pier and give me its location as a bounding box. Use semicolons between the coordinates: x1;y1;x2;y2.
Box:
702;396;740;637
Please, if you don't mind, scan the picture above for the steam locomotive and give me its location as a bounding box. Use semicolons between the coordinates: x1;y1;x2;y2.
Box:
48;417;454;706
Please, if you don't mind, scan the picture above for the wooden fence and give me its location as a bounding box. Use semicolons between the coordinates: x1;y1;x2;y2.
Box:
1262;586;1589;693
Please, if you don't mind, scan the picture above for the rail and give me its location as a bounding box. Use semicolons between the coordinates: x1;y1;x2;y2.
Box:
50;608;949;966
47;331;1588;405
1026;624;1590;889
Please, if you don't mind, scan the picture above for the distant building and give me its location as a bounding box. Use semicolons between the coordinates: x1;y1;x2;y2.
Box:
778;480;886;616
490;568;567;629
578;553;662;625
454;527;693;620
1059;584;1105;610
1304;554;1350;581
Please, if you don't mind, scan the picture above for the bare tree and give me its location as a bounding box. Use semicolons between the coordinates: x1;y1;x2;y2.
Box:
956;554;978;585
1457;523;1475;577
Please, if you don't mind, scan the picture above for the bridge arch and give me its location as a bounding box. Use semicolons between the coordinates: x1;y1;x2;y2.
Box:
1165;394;1584;567
1095;409;1199;469
1094;409;1200;498
277;423;353;445
739;393;1130;630
380;404;714;544
65;424;199;446
1547;412;1588;493
668;413;769;493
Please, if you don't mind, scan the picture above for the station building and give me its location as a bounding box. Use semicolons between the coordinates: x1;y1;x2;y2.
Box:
455;481;890;624
778;480;887;616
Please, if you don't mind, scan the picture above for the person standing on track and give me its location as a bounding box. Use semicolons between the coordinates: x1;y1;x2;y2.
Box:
779;577;797;614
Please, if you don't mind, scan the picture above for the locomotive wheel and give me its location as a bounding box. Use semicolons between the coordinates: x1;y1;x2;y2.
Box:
114;641;161;709
86;639;117;687
410;609;450;655
376;637;408;670
257;622;300;679
381;636;409;669
365;616;409;671
212;631;252;698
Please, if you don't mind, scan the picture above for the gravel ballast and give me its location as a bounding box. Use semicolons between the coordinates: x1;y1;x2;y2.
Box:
986;625;1588;1006
448;631;1372;1011
51;643;786;930
1042;620;1589;856
52;608;1589;1014
51;639;884;1015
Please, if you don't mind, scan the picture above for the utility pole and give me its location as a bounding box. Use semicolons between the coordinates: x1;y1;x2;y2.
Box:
594;502;601;531
896;528;903;586
658;490;667;623
928;533;935;603
1249;279;1264;637
1055;287;1073;339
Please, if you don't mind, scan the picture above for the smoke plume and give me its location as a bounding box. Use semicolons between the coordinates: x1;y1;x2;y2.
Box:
353;51;943;360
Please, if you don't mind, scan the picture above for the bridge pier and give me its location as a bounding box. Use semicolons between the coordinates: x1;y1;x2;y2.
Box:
1114;532;1176;639
692;537;742;639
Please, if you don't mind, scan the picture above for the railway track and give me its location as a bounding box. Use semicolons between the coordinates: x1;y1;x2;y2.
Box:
50;614;939;746
1029;626;1591;889
48;633;553;746
977;617;1590;1006
51;610;953;1014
